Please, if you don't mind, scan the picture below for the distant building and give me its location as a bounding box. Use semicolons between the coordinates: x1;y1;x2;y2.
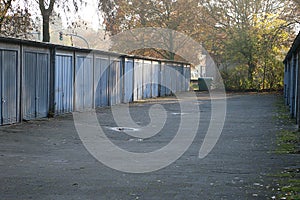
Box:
191;54;206;81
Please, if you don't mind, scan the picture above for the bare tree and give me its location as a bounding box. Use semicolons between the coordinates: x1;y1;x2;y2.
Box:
37;0;84;42
0;0;37;38
0;0;13;29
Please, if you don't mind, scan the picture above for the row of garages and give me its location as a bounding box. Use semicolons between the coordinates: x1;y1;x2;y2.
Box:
0;37;191;125
284;32;300;128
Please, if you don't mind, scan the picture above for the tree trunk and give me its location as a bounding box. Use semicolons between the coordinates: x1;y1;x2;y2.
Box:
42;14;50;42
39;0;55;42
169;52;175;61
168;31;175;60
247;61;255;85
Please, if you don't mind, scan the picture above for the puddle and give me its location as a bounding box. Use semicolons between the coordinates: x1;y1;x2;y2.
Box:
107;127;140;132
171;113;189;115
128;138;143;142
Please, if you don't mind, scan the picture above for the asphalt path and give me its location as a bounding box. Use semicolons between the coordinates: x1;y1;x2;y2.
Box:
0;92;299;199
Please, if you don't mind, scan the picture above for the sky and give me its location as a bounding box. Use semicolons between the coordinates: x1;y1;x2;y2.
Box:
14;0;101;30
73;0;101;30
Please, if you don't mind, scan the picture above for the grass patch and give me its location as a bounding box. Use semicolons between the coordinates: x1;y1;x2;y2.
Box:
274;98;294;125
274;97;299;154
271;96;300;199
269;169;300;200
276;130;300;154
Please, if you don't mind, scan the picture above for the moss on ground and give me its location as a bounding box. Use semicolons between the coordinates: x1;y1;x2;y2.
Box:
272;96;300;199
276;130;300;154
271;169;300;200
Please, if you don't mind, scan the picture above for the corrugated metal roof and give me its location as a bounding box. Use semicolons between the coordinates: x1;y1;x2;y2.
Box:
284;32;300;63
0;37;191;65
